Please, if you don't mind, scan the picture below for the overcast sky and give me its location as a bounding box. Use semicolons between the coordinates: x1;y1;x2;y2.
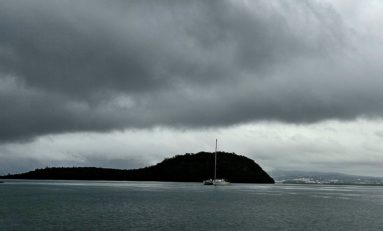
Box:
1;0;383;177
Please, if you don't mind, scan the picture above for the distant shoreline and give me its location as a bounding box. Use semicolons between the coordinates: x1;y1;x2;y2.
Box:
0;152;275;184
2;179;382;187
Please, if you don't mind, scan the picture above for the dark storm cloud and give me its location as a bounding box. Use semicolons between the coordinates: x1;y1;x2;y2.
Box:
1;0;382;142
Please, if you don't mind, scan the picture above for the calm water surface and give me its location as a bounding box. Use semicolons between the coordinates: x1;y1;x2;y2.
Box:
1;180;383;231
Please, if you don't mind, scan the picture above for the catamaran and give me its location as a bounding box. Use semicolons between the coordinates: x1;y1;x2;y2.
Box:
203;139;230;186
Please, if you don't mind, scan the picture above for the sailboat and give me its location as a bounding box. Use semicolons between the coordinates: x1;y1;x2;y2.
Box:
203;139;230;186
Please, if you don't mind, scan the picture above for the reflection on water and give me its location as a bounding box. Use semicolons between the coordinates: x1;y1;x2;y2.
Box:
1;180;383;231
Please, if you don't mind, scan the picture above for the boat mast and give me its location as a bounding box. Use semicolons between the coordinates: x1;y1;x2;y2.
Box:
214;139;217;180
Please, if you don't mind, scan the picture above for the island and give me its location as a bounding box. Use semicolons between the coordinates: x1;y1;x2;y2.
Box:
0;152;275;183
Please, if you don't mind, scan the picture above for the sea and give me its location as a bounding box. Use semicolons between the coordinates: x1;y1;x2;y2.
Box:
1;180;383;231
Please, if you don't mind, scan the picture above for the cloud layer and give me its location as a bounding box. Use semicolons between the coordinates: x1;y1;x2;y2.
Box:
1;0;383;143
2;119;383;176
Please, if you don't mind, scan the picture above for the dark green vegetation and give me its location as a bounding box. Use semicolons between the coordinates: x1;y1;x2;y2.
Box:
1;152;274;183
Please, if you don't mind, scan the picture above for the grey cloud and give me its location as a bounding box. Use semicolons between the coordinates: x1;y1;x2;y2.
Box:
2;120;383;176
0;0;382;142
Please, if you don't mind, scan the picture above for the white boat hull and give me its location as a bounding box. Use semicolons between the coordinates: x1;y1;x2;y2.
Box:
213;179;230;186
203;179;213;185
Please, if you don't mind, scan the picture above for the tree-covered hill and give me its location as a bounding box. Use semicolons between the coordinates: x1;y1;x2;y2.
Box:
1;152;274;183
